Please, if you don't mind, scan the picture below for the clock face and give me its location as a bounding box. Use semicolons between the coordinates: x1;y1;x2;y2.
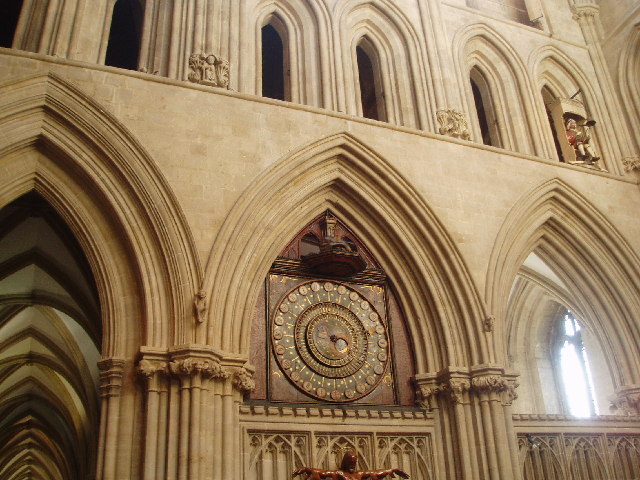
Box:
271;280;390;402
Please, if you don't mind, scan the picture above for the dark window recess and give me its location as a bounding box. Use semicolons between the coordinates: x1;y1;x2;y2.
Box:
546;106;565;163
261;24;285;101
0;0;24;48
356;46;380;121
105;0;142;70
471;79;492;146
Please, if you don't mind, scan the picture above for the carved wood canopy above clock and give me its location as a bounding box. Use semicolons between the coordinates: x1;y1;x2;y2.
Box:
248;211;416;407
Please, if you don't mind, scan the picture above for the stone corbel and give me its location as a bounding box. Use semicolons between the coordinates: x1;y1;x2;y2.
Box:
436;109;471;141
622;156;640;174
187;53;230;89
232;366;256;394
194;289;207;323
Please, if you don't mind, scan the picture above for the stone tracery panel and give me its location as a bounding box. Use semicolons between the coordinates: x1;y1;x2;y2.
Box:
518;432;640;480
246;430;435;480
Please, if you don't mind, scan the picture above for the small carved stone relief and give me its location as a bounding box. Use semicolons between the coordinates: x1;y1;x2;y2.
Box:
436;109;471;141
188;53;230;89
194;289;207;323
483;315;495;332
622;156;640;173
233;367;256;394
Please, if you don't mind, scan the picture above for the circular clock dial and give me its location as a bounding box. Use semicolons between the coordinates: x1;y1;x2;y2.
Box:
272;280;390;402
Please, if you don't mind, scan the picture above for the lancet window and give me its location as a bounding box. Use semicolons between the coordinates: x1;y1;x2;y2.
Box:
356;39;386;122
105;0;142;70
261;19;289;101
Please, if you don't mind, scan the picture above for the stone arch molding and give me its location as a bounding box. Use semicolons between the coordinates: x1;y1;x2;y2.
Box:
0;72;201;356
453;24;546;157
486;178;640;386
203;132;488;373
530;45;623;173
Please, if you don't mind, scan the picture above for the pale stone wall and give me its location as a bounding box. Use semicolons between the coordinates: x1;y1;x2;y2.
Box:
0;0;639;479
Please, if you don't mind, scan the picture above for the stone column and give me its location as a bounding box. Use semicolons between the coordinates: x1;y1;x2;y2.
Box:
169;353;228;480
96;358;126;480
416;366;521;480
138;354;170;480
571;2;637;173
416;0;461;112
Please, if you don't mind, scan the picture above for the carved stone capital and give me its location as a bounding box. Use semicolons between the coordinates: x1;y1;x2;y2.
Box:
622;156;640;173
138;359;169;378
471;375;509;394
415;382;442;411
98;358;126;397
445;379;471;404
571;4;599;21
232;367;256;394
436;109;471;141
610;385;640;416
169;357;228;380
188;53;230;89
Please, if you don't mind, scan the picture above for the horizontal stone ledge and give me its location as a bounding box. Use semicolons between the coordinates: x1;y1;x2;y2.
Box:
239;403;432;421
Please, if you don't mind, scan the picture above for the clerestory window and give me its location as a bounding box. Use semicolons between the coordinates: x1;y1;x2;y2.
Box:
261;21;288;101
356;39;386;122
105;0;142;70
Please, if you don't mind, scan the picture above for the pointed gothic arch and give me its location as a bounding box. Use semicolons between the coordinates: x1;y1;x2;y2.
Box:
618;24;640;154
486;179;640;389
202;133;487;372
255;0;326;106
531;45;621;172
0;72;201;353
454;24;545;156
334;0;431;129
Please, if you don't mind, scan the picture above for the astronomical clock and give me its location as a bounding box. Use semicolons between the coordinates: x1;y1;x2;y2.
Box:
248;211;415;406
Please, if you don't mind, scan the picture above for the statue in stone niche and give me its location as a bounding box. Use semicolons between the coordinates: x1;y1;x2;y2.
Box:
293;451;409;480
565;118;600;164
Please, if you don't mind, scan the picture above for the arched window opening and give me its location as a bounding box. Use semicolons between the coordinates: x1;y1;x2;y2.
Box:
470;68;501;147
105;0;142;70
356;40;386;122
0;191;101;480
541;87;565;162
261;22;288;101
0;0;23;48
556;312;597;417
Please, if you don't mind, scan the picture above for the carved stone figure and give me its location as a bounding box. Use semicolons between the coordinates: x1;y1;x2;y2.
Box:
187;53;230;89
436;109;471;141
293;452;409;480
565;118;600;164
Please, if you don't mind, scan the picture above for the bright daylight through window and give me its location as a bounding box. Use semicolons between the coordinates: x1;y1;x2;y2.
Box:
559;313;598;417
